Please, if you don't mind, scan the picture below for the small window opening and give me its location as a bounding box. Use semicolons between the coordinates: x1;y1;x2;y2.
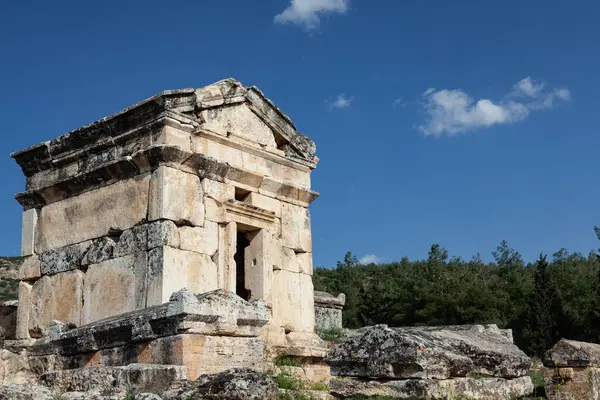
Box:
234;187;251;202
235;232;251;300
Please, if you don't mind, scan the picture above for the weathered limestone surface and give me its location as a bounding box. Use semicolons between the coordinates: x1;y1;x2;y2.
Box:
28;276;55;336
326;324;533;399
0;347;38;385
314;291;345;331
12;78;320;346
543;339;600;400
272;269;302;332
268;364;332;385
35;175;150;253
281;202;311;252
544;367;600;400
15;283;31;339
83;253;146;324
18;256;40;280
327;324;531;379
21;289;268;380
202;179;234;202
52;271;84;328
276;331;329;359
147;246;218;306
0;383;54;399
21;209;38;256
42;364;186;394
58;388;127;400
1;367;280;400
544;338;600;367
298;273;316;332
244;192;281;218
162;368;278;400
178;222;219;256
330;376;534;400
149;166;204;227
1;367;280;399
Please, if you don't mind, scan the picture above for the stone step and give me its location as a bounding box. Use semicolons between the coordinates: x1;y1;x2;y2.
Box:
41;363;187;394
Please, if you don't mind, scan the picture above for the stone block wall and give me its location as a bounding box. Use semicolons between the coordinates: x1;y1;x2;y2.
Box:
314;291;345;331
12;79;320;345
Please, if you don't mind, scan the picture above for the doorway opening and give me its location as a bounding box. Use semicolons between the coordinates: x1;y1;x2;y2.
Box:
235;232;251;300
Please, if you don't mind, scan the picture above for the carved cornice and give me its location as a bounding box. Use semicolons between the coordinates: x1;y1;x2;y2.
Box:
15;145;319;210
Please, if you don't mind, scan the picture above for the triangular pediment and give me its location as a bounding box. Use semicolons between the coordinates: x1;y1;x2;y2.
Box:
195;79;316;166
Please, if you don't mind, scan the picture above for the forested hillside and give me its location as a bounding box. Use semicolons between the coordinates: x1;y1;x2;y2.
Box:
0;256;21;301
314;235;600;357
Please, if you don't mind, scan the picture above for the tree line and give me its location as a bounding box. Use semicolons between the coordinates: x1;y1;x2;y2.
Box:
313;232;600;357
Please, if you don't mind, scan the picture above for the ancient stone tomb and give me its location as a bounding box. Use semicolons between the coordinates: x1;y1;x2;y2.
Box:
11;78;319;346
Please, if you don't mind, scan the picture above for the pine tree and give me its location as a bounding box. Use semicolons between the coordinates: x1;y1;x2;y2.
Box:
522;254;563;357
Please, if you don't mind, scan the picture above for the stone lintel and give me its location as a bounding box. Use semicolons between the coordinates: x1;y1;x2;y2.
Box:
16;145;319;210
30;288;268;357
225;200;276;230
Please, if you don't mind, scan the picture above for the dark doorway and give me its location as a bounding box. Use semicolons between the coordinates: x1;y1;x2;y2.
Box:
235;232;251;300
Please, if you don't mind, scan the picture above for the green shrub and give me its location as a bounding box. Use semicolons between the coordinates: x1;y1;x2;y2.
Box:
344;397;396;400
276;355;301;367
527;370;547;398
306;382;329;391
316;327;345;343
121;390;137;400
273;372;302;390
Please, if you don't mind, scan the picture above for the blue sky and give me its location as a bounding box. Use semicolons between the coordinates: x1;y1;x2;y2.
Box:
1;0;599;267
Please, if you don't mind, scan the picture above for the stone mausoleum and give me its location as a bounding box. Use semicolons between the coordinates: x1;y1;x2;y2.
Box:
10;79;327;378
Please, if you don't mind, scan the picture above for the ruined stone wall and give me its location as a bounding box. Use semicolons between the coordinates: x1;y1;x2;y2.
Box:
314;291;345;331
12;80;319;345
543;339;600;400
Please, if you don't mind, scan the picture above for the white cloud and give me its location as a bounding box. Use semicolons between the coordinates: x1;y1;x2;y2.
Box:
359;254;379;264
392;97;406;108
512;77;546;98
418;77;571;137
274;0;349;30
327;93;353;109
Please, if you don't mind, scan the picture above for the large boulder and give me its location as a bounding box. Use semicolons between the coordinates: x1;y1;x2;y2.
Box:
326;324;531;379
330;376;534;400
543;338;600;367
162;368;277;400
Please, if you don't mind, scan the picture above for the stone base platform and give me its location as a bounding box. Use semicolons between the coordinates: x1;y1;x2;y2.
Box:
42;363;186;394
16;288;269;381
265;330;332;384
